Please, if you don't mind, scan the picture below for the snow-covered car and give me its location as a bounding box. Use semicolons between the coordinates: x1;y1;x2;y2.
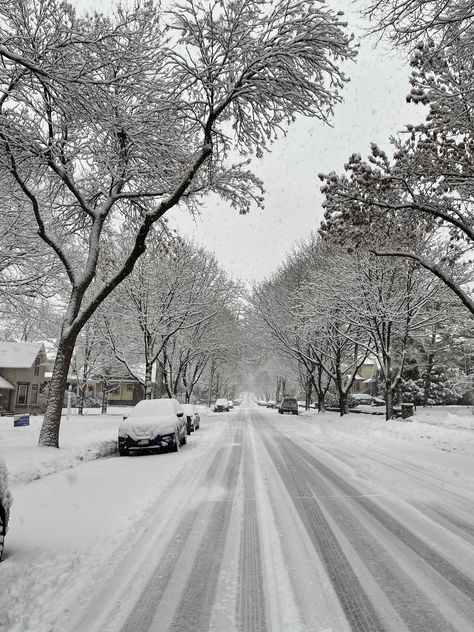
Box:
182;403;200;434
0;457;12;561
118;398;187;456
227;400;234;410
278;397;299;415
266;400;277;408
351;393;374;406
214;398;229;412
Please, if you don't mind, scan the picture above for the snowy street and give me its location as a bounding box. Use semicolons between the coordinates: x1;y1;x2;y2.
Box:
1;403;473;632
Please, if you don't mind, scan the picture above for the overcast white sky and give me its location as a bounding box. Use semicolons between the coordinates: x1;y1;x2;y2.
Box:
75;0;425;284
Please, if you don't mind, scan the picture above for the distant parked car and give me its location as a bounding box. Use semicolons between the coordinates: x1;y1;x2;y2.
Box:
182;403;200;434
118;398;187;455
233;400;241;407
278;397;299;415
351;393;374;406
0;457;12;561
266;400;276;408
257;400;267;407
214;398;229;412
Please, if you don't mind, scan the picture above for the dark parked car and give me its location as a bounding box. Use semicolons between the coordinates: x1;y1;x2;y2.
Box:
278;397;299;415
118;398;187;455
182;403;200;434
214;398;229;412
0;457;12;561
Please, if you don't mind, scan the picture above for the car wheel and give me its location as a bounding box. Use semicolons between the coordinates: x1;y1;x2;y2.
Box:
118;445;129;456
0;509;5;562
181;430;187;445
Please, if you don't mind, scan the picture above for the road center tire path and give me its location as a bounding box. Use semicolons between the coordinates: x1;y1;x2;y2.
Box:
258;413;474;631
236;415;267;632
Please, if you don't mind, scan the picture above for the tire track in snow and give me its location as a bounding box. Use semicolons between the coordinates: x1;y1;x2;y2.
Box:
117;427;242;632
276;437;465;632
260;424;387;632
415;503;474;544
288;437;474;605
167;428;243;632
236;418;266;632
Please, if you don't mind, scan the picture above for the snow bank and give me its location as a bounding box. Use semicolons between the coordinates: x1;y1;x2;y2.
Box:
0;409;125;486
300;405;474;459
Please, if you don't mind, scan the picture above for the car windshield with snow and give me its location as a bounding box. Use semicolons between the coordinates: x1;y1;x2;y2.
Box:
118;398;187;455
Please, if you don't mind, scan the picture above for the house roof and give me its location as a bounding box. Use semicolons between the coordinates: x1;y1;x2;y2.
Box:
0;376;14;390
0;342;45;369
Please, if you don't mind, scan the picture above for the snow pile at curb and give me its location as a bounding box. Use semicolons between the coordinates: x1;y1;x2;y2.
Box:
300;407;474;458
0;412;121;486
6;439;118;486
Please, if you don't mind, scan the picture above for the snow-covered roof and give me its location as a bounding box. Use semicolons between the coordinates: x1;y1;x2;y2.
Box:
0;376;15;390
0;342;45;369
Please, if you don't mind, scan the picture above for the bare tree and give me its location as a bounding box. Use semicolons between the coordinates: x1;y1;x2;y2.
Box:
0;0;355;447
320;22;474;316
362;0;474;49
102;236;235;400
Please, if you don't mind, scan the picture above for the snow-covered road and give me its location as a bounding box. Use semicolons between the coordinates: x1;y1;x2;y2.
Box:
1;404;474;632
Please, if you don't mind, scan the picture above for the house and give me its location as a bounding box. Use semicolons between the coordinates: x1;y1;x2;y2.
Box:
0;342;47;413
350;358;380;397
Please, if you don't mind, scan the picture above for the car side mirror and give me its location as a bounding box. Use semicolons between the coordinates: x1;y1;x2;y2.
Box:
177;412;183;417
123;415;128;420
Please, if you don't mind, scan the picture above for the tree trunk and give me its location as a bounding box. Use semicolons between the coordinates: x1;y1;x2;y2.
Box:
38;334;77;448
338;390;349;416
305;377;312;410
207;360;216;408
317;392;326;413
385;380;394;420
101;379;108;414
423;351;434;407
78;382;85;415
144;363;153;399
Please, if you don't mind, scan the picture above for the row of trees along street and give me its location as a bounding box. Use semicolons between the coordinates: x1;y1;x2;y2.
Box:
250;235;474;421
1;224;245;415
320;5;474;316
0;0;356;447
4;0;474;436
305;0;474;418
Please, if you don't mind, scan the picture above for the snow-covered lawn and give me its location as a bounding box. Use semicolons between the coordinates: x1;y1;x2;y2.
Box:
0;407;126;486
0;404;473;632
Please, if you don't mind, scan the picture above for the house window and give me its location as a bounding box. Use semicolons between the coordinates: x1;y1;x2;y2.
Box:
31;384;38;406
17;383;29;406
34;355;41;376
126;384;134;392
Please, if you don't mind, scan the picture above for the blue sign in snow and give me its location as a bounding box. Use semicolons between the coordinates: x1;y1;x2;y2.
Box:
14;415;30;427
